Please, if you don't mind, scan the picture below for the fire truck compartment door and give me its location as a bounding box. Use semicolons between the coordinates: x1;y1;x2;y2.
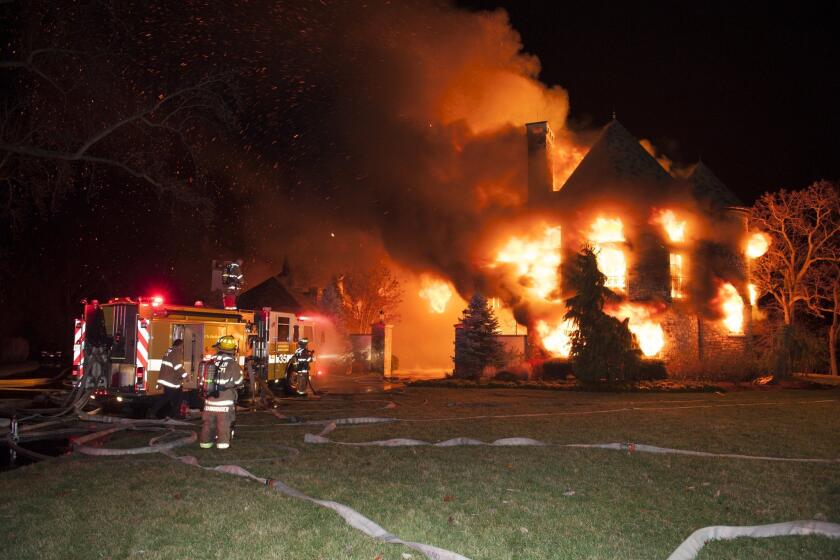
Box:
180;324;204;389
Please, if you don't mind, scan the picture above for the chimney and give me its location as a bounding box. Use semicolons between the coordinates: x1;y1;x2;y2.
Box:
526;121;555;206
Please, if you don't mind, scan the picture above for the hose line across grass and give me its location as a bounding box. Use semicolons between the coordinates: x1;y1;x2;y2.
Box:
300;417;840;558
54;411;839;560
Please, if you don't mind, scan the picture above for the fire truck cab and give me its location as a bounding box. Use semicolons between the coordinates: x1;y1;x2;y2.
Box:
72;297;252;404
72;297;319;406
264;311;318;380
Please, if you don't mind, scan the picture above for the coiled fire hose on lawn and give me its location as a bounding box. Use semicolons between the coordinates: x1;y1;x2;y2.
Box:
56;409;840;560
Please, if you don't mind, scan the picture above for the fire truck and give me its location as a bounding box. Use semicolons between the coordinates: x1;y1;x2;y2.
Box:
71;296;318;407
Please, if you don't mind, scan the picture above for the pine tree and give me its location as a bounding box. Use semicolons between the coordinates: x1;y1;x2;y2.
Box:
564;246;641;384
453;293;505;379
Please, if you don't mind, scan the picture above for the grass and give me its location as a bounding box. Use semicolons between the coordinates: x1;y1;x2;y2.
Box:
1;386;839;559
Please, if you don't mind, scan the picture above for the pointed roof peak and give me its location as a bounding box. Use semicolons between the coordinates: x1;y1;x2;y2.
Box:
687;160;743;208
556;119;672;197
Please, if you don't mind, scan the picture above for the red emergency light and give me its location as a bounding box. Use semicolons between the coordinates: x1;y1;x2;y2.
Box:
151;295;164;307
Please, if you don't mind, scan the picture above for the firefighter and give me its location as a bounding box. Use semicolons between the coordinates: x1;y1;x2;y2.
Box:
285;338;316;395
200;335;244;449
148;339;186;419
291;338;314;372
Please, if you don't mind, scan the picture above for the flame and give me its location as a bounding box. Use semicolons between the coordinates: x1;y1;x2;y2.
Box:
746;232;770;258
418;276;453;314
607;303;665;357
589;217;626;290
495;226;562;301
653;209;686;243
589;217;625;243
748;283;758;306
550;141;587;190
536;319;575;357
670;253;686;299
718;283;744;333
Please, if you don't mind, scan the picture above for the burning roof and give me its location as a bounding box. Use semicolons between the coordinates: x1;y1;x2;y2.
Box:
556;120;672;198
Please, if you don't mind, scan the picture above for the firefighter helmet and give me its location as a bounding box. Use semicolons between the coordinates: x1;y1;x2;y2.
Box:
298;338;309;348
213;335;237;352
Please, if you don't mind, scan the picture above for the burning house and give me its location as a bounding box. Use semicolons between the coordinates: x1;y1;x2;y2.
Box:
500;118;760;377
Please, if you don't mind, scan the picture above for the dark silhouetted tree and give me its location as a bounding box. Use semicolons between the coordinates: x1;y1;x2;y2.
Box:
564;246;641;384
454;293;504;379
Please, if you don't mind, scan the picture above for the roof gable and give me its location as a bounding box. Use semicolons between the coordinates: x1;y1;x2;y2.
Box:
237;276;303;313
557;120;673;199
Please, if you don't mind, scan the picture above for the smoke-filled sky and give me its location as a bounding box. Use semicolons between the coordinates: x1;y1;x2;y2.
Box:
3;1;837;360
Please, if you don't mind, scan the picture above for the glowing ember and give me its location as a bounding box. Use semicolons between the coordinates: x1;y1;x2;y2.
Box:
589;217;626;290
748;283;758;306
653;209;686;243
495;226;562;300
746;232;770;258
536;319;575;357
607;303;665;357
718;283;744;333
418;276;453;314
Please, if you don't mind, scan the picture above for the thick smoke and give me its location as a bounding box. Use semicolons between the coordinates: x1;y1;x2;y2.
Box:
210;1;743;362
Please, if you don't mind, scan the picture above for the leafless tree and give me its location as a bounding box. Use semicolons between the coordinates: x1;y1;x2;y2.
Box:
803;261;840;376
749;181;840;324
749;181;840;375
329;261;404;334
0;5;240;230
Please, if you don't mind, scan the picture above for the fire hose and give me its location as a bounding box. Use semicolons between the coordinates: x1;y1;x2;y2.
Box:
302;419;840;463
298;417;840;558
71;425;197;456
667;520;840;560
161;452;472;560
61;420;469;560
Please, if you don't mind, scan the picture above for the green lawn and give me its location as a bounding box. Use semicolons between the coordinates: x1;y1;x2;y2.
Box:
1;387;839;559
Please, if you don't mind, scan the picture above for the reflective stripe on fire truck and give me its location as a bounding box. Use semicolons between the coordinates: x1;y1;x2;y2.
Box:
136;318;149;370
149;359;162;371
206;400;234;406
135;318;150;390
73;319;86;373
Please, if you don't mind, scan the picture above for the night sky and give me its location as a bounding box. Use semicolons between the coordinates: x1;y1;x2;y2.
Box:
2;1;838;349
461;1;839;202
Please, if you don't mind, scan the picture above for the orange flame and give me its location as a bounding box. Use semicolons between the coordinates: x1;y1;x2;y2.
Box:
652;209;686;243
495;226;562;301
607;303;665;357
718;283;744;333
550;141;587;190
670;253;686;299
748;283;758;306
536;318;575;357
746;232;770;258
418;276;453;314
589;217;626;290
